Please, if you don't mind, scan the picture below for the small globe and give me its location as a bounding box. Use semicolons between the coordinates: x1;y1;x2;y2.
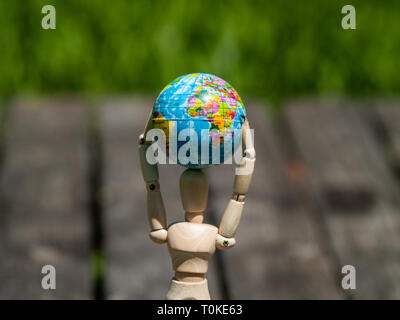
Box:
152;73;246;169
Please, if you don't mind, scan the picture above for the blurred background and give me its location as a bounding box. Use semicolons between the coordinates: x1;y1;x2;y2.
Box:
1;0;399;103
0;0;400;300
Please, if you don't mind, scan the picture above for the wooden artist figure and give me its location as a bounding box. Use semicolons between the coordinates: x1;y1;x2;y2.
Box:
138;73;255;300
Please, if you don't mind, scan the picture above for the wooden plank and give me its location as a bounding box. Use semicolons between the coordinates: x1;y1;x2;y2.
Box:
285;99;400;299
0;97;91;299
207;101;342;299
101;97;222;299
375;100;400;170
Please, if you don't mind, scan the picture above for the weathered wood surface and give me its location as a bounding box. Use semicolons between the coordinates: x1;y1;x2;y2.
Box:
208;101;342;299
1;96;400;300
285;99;400;299
101;97;221;299
0;97;91;299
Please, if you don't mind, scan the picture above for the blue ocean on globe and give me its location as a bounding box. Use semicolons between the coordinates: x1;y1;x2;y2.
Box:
152;73;246;169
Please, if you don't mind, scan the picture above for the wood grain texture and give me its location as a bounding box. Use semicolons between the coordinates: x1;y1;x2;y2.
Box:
167;222;217;274
3;95;398;300
167;278;210;300
208;101;341;299
218;199;243;238
180;168;208;214
0;97;91;299
285;99;400;299
101;97;221;299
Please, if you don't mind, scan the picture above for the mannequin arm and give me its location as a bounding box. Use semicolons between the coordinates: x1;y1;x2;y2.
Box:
217;119;256;250
138;110;168;244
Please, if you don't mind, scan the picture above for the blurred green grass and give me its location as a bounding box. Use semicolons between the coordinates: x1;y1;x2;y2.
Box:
0;0;399;105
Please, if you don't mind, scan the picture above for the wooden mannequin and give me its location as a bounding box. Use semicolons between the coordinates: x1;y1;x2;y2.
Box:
138;112;255;300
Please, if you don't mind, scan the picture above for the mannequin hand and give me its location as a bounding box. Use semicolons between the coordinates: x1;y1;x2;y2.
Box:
216;234;236;250
149;229;168;244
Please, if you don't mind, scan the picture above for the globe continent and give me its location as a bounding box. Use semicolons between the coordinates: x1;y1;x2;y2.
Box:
152;73;246;169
